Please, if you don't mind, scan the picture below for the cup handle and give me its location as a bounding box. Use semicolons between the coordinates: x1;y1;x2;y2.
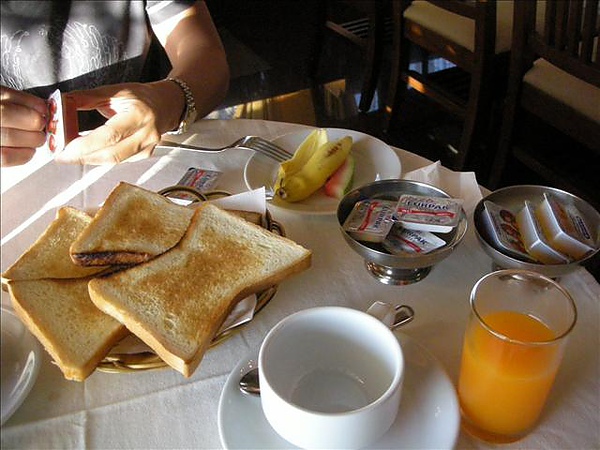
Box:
392;305;415;329
367;301;415;330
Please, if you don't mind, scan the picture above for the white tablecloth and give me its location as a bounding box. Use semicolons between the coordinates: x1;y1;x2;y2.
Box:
1;119;598;449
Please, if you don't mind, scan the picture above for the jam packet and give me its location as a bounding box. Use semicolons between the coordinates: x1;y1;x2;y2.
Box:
343;199;397;243
395;195;462;233
383;224;446;255
46;89;79;154
482;200;535;262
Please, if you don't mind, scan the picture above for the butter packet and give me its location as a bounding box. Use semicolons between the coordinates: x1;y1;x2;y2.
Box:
383;224;446;255
396;195;463;233
516;201;571;264
482;200;535;262
536;193;596;259
343;199;397;243
177;167;222;192
165;167;222;205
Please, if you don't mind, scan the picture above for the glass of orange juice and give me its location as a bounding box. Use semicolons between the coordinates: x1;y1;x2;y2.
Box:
458;269;577;443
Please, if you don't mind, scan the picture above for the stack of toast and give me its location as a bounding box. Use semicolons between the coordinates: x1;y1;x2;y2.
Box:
2;182;312;380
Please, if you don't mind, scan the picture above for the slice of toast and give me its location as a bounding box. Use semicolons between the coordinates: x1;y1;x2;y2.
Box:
70;182;194;266
225;210;263;226
7;277;129;381
1;207;107;282
88;203;312;377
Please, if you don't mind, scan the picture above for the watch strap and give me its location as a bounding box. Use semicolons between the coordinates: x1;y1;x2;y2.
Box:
166;77;197;134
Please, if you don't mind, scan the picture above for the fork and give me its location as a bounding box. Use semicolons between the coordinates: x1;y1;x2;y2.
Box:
157;136;293;162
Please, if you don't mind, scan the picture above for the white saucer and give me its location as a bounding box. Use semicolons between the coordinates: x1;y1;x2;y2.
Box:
243;128;402;215
218;333;459;449
1;306;42;426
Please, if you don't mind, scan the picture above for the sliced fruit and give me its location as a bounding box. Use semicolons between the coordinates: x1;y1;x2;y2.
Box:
274;129;328;193
280;129;328;176
324;154;355;198
276;136;353;202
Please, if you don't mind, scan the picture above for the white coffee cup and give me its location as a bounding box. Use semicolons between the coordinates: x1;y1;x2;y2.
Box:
258;305;404;449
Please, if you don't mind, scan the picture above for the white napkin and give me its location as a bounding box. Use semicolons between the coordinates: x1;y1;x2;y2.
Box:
210;187;267;215
402;161;483;214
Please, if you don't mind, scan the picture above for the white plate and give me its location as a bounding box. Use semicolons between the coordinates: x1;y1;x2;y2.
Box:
1;306;42;426
218;333;459;449
244;128;402;215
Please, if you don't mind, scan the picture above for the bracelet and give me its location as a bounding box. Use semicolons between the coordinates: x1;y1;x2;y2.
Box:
166;77;198;135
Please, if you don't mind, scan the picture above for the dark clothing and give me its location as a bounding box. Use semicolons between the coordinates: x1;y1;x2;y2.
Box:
1;1;195;98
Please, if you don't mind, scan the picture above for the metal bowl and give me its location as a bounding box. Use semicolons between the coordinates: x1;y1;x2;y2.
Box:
474;185;600;278
337;180;468;285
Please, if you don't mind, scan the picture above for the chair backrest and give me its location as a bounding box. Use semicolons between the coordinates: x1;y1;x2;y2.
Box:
402;0;498;72
487;0;599;189
517;0;599;87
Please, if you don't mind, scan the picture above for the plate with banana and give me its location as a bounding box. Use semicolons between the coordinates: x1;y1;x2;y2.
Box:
244;128;402;215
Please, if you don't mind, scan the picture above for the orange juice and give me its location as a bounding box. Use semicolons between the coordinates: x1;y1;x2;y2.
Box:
458;310;562;442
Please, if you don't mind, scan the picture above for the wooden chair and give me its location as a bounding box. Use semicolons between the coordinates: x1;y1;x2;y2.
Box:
384;0;515;172
487;0;599;209
311;0;391;112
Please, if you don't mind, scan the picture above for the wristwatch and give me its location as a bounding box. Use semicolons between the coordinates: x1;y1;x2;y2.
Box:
166;77;197;134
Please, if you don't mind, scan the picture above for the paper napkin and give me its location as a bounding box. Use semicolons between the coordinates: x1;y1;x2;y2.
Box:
403;161;483;214
210;187;267;215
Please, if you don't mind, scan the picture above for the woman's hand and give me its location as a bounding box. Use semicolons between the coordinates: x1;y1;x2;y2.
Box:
1;0;228;167
0;86;48;166
56;80;184;165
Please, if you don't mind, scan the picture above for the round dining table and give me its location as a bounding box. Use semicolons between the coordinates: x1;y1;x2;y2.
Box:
1;119;598;449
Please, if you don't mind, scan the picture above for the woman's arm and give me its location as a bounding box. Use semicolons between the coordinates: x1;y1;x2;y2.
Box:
57;1;229;165
154;0;230;132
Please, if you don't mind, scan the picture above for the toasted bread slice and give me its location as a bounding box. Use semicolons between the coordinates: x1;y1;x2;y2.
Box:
2;207;107;282
226;210;263;226
70;182;194;266
88;203;312;377
7;278;129;381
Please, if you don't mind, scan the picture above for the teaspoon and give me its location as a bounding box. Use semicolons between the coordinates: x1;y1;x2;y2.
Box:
239;366;261;396
239;305;415;396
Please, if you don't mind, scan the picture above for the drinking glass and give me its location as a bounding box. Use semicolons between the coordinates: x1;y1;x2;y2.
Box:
458;269;577;443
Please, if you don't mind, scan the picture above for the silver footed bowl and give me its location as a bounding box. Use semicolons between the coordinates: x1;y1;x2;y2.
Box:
473;185;600;278
337;179;467;285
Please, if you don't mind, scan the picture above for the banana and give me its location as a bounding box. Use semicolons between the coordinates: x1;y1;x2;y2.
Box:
276;136;353;202
281;129;328;176
274;129;328;193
